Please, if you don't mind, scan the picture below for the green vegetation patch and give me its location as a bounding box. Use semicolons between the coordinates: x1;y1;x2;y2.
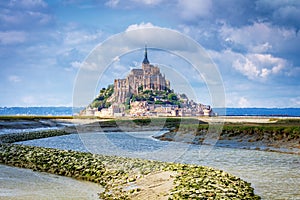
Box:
167;164;260;200
221;125;300;140
89;84;114;109
168;123;300;140
275;118;300;125
0;129;73;143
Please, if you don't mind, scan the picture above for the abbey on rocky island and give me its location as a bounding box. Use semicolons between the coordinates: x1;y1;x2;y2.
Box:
114;46;170;103
83;46;213;117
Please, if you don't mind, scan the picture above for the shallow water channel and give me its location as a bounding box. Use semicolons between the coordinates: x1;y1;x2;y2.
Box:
17;131;300;200
0;164;102;199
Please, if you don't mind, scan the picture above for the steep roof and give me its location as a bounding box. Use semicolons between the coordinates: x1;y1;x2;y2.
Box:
142;45;150;64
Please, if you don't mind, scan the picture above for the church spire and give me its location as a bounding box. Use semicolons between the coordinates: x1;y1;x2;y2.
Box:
142;45;150;64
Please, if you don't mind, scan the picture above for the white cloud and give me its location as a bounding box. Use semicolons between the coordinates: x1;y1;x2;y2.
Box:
220;22;297;53
177;0;212;21
233;54;286;80
212;49;287;80
126;22;156;31
0;31;26;44
8;75;22;83
233;58;260;79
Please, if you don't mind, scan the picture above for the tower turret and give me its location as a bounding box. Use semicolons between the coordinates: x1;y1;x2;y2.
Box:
142;45;150;64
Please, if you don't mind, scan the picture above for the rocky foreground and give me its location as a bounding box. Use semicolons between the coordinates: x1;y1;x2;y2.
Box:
0;143;260;199
0;118;276;199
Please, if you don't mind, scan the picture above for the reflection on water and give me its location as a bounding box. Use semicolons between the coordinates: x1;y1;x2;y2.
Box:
18;131;300;200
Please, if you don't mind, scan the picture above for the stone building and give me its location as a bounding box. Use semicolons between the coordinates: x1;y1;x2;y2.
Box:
114;46;170;103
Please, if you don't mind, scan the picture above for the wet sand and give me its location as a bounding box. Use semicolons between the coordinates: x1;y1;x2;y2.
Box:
0;164;102;200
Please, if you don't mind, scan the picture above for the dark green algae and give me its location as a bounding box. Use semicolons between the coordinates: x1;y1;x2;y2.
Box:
0;143;260;199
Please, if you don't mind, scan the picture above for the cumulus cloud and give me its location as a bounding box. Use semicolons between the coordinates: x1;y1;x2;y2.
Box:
233;58;259;79
0;31;26;44
220;21;300;56
126;22;156;31
233;53;286;80
209;49;289;81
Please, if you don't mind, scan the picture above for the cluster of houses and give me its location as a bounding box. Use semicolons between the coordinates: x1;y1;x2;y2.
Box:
84;99;213;117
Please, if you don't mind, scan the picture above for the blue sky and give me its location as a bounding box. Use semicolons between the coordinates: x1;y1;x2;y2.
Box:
1;0;299;108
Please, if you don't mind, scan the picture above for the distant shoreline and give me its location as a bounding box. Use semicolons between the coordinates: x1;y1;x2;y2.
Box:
1;106;300;117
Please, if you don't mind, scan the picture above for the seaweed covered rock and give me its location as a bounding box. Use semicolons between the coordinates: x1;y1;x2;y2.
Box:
0;143;260;199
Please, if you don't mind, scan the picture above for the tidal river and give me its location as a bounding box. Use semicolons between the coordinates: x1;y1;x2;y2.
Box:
17;131;300;200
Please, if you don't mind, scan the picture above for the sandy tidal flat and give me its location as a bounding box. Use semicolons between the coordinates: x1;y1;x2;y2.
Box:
0;164;102;200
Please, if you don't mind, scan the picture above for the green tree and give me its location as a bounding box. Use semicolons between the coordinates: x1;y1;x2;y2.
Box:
168;93;177;101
